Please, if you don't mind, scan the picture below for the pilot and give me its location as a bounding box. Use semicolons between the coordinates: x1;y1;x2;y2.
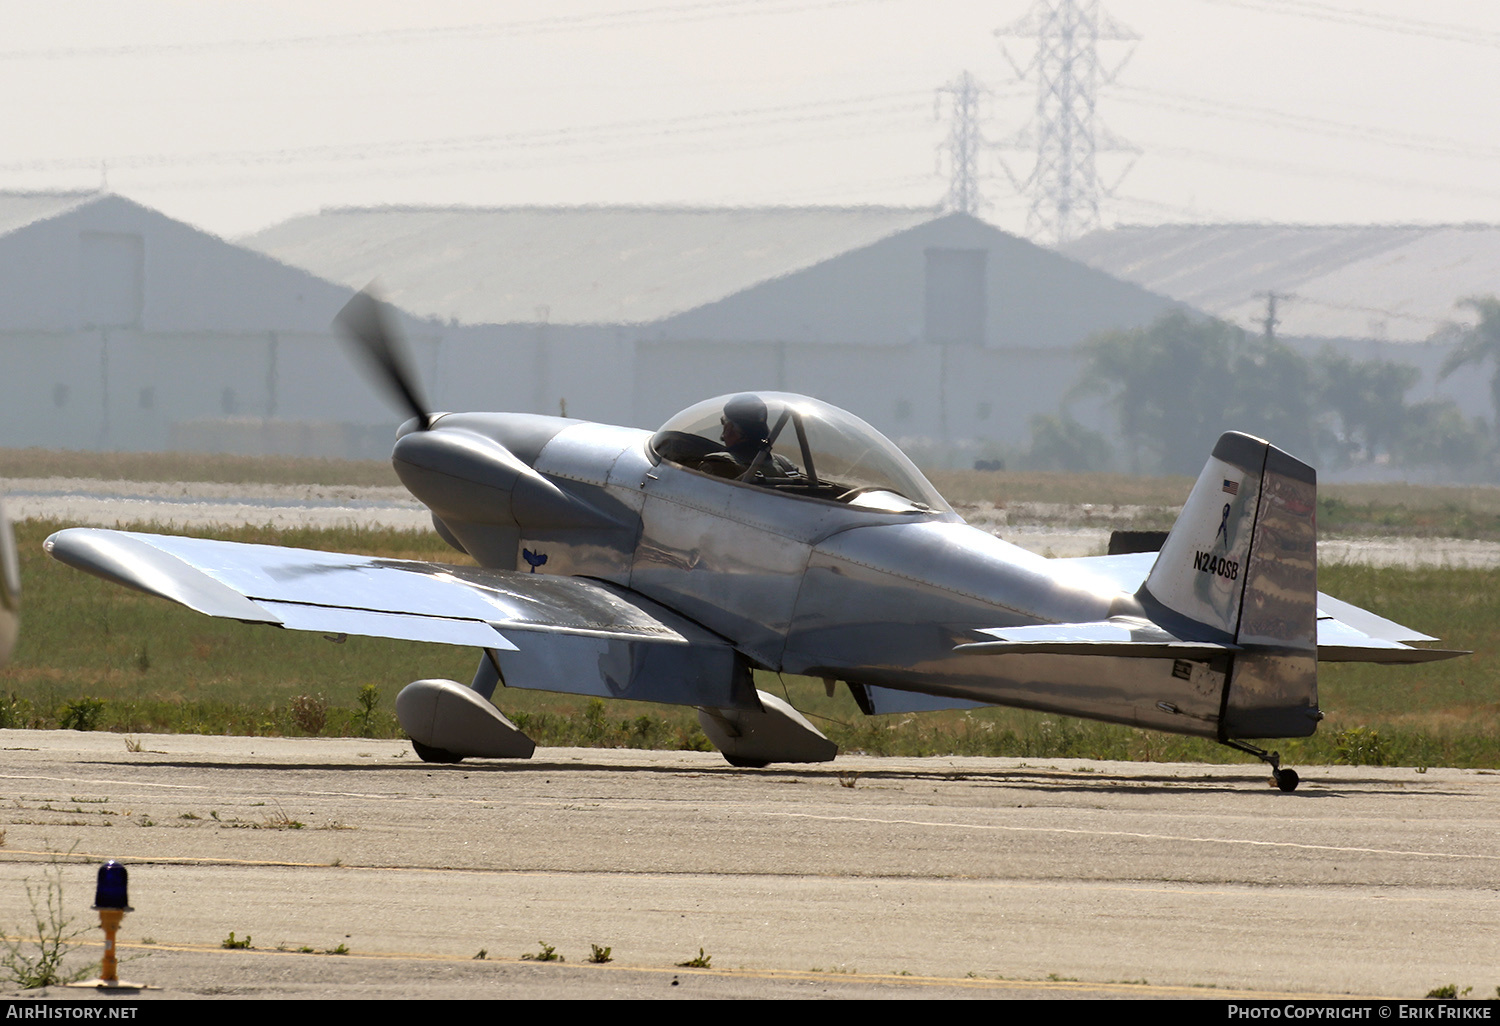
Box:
700;394;801;483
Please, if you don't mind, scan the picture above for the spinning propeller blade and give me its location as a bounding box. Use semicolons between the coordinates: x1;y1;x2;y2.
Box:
335;288;432;430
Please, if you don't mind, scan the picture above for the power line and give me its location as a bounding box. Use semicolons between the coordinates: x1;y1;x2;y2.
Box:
1115;84;1500;164
0;0;904;61
0;91;935;176
1148;143;1500;204
1198;0;1500;49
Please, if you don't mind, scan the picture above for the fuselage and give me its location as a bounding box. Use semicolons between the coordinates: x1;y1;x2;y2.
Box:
388;409;1227;736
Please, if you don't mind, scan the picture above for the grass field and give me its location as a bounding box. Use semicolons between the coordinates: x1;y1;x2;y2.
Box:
2;517;1494;769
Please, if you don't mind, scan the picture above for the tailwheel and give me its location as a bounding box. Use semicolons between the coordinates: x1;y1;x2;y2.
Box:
412;739;464;764
1224;739;1301;792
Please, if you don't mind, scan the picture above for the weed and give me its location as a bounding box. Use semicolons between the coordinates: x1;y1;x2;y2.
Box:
1334;726;1387;766
0;865;95;988
581;699;608;742
837;772;861;789
677;948;712;969
180;812;199;820
123;737;143;753
263;806;304;830
522;941;563;962
1425;984;1470;999
324;943;349;955
289;694;328;736
296;946;314;954
588;944;613;964
221;932;252;949
57;697;106;732
355;684;381;737
0;693;37;730
473;949;487;960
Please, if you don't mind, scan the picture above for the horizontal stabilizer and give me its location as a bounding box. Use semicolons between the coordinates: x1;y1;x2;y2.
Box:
956;617;1461;664
1315;617;1467;663
1054;520;1459;665
957;618;1234;660
1317;592;1436;643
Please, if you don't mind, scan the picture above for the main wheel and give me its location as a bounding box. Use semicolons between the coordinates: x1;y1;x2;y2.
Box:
1274;768;1300;792
412;740;464;764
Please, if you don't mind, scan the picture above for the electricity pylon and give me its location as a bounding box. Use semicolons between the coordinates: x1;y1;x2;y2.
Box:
996;0;1138;245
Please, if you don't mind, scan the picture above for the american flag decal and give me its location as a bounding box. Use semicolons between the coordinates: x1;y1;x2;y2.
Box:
1222;479;1239;495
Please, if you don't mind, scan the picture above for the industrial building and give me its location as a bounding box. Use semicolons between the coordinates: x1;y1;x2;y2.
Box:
241;204;1180;458
1;191;1187;459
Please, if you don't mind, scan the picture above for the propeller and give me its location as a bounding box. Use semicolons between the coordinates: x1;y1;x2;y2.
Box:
335;288;433;430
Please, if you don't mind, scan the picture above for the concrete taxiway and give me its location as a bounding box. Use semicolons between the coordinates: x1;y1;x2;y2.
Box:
0;731;1496;1000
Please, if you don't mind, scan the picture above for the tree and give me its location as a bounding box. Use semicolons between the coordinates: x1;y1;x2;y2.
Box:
1439;296;1500;437
1395;399;1490;481
1023;413;1113;472
1313;348;1420;465
1076;310;1314;475
1075;310;1237;474
1076;310;1484;479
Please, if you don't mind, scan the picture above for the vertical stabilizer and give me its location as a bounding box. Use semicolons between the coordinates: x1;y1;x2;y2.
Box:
1141;432;1320;739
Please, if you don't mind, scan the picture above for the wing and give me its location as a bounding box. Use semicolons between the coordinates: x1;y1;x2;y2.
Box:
46;528;756;709
1054;551;1463;664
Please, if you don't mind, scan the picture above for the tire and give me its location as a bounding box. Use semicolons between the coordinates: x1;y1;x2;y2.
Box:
412;740;464;764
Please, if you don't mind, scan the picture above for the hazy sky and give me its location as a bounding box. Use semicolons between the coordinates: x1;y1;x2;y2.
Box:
6;0;1500;240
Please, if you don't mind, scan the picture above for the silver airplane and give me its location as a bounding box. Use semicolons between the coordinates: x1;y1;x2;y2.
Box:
46;293;1463;790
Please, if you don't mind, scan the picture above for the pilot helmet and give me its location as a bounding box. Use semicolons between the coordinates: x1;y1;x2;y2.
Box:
723;393;770;443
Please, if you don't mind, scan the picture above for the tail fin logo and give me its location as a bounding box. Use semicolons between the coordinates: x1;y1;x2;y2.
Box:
1216;503;1231;544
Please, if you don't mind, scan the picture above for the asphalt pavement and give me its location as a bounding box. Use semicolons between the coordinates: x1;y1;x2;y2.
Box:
0;731;1496;1000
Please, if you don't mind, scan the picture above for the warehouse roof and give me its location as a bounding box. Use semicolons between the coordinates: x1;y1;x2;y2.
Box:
0;190;107;237
1060;223;1500;342
241;205;942;326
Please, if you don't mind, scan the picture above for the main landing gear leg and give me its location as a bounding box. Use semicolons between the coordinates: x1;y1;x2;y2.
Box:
1223;739;1301;792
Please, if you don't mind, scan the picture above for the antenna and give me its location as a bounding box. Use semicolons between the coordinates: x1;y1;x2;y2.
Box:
996;0;1139;244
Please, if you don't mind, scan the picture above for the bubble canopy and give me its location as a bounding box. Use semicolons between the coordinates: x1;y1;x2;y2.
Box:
648;392;951;514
